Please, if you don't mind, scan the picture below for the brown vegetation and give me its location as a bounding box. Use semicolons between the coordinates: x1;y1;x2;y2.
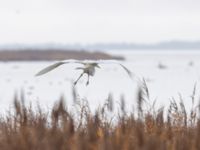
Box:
0;50;124;61
0;86;199;150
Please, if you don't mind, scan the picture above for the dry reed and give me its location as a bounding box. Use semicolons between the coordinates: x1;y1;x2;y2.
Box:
0;86;199;150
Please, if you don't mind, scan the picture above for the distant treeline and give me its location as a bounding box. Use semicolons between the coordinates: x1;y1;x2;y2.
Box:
0;50;124;61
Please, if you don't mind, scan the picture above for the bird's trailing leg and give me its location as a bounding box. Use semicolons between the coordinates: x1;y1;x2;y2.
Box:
86;74;90;86
74;72;84;85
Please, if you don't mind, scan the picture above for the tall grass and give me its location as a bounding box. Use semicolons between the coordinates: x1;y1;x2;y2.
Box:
0;86;200;150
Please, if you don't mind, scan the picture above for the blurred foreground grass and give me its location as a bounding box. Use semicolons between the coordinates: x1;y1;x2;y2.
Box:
0;86;200;150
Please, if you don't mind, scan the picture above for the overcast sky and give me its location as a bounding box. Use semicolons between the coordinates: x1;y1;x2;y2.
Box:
0;0;200;44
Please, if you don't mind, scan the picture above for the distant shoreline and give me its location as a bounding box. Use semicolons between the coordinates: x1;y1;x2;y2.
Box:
1;41;200;51
0;50;124;61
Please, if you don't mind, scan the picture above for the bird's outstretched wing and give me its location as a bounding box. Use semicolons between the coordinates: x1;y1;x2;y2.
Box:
35;62;66;76
35;59;82;76
97;60;134;79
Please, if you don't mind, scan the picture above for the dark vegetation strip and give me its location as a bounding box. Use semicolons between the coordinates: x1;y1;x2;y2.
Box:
0;50;124;61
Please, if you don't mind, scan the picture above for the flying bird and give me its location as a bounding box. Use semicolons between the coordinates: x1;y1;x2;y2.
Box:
35;59;134;85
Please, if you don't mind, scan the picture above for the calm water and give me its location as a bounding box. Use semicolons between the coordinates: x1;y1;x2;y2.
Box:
0;50;200;113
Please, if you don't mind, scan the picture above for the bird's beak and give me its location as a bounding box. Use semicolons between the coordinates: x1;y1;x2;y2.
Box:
96;64;101;68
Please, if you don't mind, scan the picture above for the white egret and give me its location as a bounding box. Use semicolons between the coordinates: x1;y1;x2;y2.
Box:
35;59;134;85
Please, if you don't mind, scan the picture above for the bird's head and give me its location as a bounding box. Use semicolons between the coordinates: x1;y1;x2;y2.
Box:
92;63;101;68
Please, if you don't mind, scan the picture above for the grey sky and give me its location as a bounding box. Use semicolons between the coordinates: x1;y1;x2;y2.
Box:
0;0;200;44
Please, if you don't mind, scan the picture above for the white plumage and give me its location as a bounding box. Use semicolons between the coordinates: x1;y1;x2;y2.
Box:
35;59;134;85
